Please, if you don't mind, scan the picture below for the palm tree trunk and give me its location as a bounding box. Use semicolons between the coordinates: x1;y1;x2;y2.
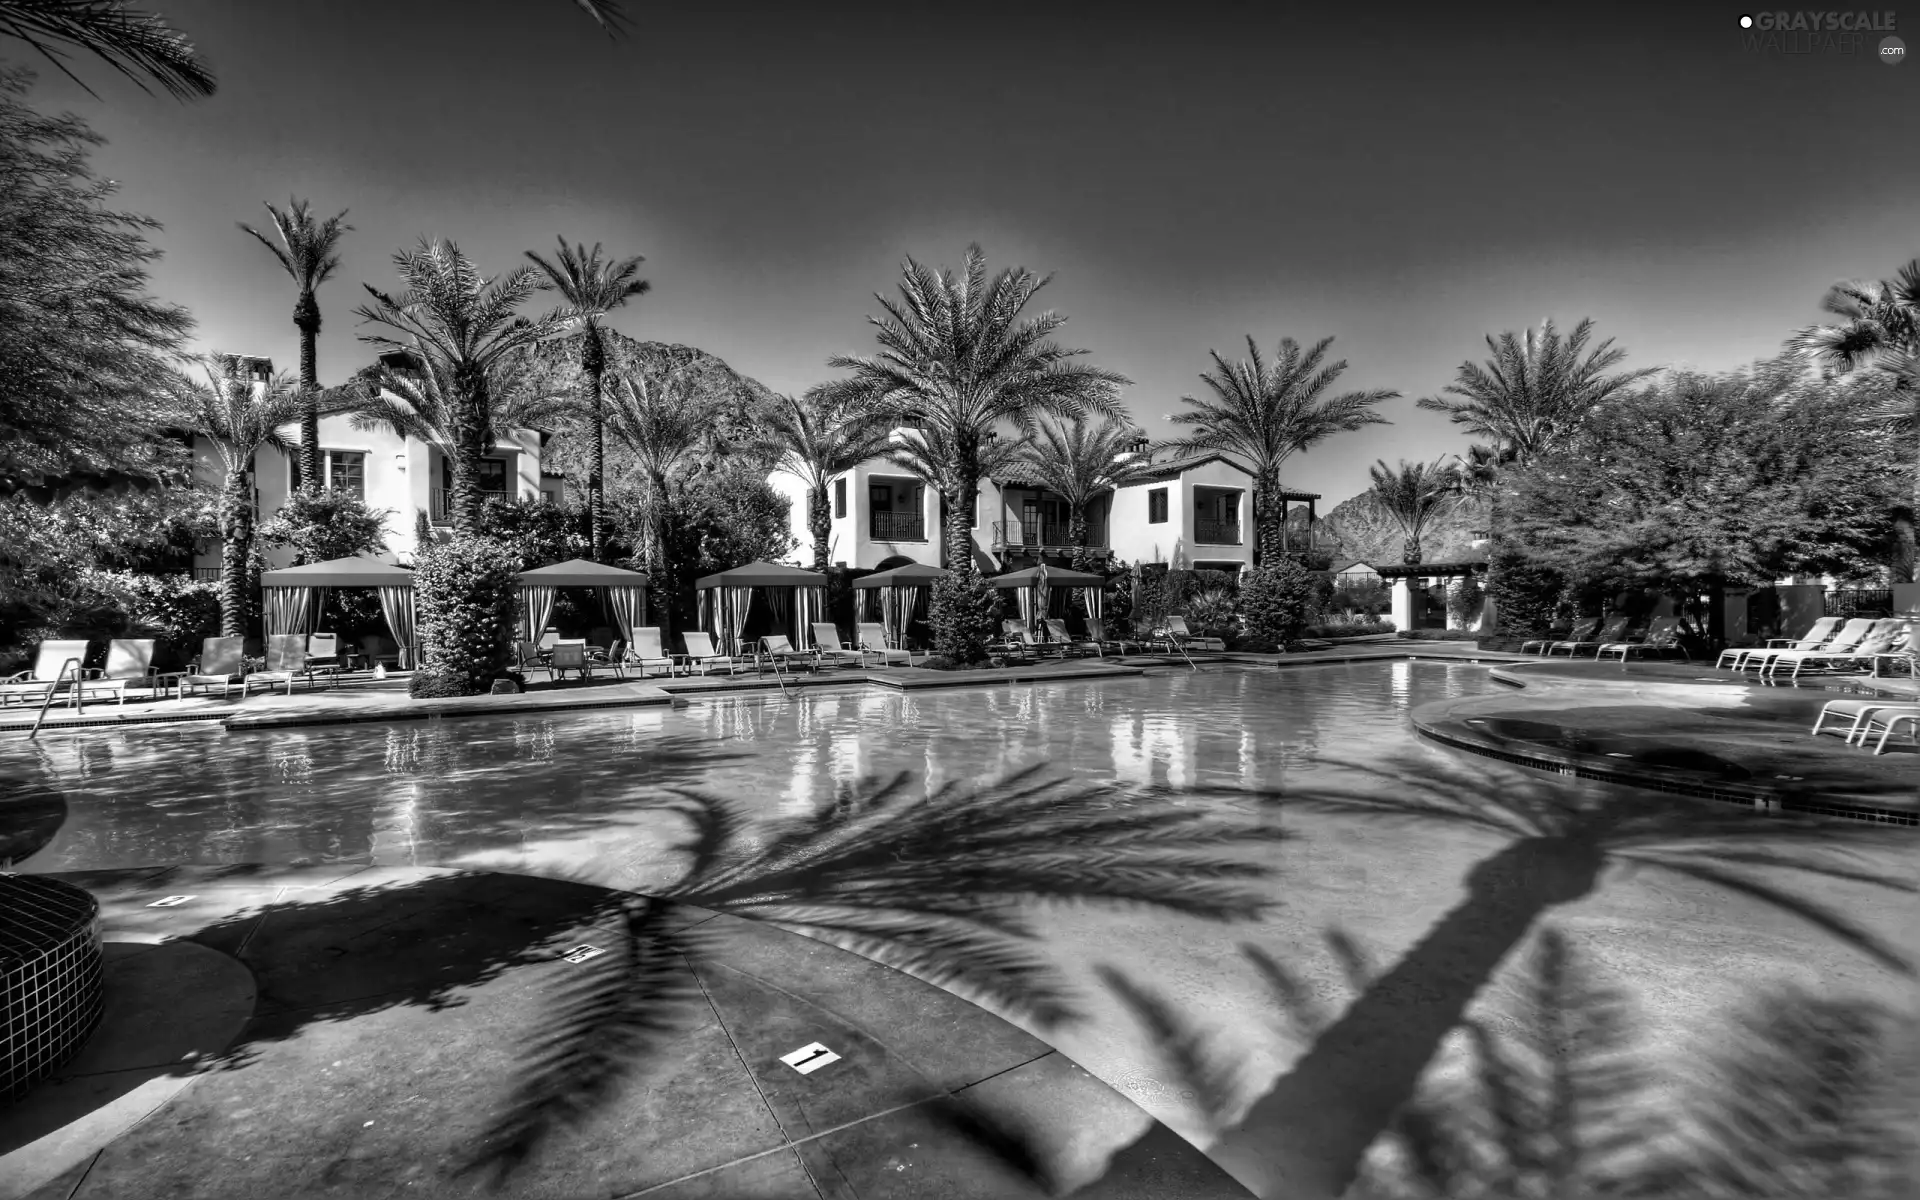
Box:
449;373;488;536
295;296;321;493
1207;835;1605;1200
1254;475;1287;568
1402;535;1422;566
219;471;254;637
588;354;606;563
945;458;980;579
1068;506;1091;573
809;484;832;573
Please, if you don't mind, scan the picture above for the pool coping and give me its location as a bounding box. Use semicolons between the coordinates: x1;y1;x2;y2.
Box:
1410;679;1919;828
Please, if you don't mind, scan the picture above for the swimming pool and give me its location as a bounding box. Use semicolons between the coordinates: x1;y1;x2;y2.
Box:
6;660;1912;1181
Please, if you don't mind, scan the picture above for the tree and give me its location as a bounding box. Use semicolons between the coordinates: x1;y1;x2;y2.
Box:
238;199;352;494
0;0;213;99
1416;319;1659;468
1793;259;1920;582
1501;365;1902;627
1014;417;1158;571
828;244;1129;580
0;66;193;495
253;489;388;566
167;356;304;636
524;238;649;561
761;383;892;572
599;370;712;624
475;494;589;573
1364;458;1462;566
354;239;567;534
1166;336;1397;565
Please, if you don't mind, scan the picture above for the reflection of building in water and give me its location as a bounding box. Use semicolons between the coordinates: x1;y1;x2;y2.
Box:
1110;713;1195;790
1390;659;1412;706
369;783;423;868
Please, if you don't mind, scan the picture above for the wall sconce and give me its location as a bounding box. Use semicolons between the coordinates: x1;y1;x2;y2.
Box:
395;453;407;472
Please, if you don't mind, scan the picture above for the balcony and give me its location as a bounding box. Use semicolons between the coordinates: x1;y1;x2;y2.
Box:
990;520;1108;553
429;487;511;525
869;511;926;542
1195;519;1242;546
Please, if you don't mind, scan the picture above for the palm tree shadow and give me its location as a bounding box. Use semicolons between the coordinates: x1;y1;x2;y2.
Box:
1197;751;1915;1199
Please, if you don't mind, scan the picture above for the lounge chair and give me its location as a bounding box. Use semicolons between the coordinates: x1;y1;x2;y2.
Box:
809;623;866;669
360;634;403;669
1762;618;1901;680
1085;618;1145;655
1001;622;1064;659
1718;615;1842;671
1734;616;1862;674
1863;710;1919;755
1520;620;1597;657
1547;616;1631;658
244;633;313;696
1811;698;1920;744
0;638;91;708
622;628;676;678
180;637;247;699
1043;619;1101;658
681;631;752;676
759;634;817;672
1595;616;1685;664
306;632;345;676
514;640;546;678
75;638;161;705
855;622;913;667
1154;615;1224;653
549;641;594;682
536;630;560;654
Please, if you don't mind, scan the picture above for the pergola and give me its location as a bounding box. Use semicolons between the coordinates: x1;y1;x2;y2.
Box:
1374;556;1490;632
852;563;950;649
987;563;1107;633
259;555;417;665
694;561;827;656
515;559;651;645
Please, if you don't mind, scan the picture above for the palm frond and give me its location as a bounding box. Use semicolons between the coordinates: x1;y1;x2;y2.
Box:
0;0;216;100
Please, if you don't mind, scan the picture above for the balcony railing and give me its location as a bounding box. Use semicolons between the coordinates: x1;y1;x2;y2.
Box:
429;487;511;525
869;511;926;542
990;520;1107;552
1195;519;1242;546
191;566;220;582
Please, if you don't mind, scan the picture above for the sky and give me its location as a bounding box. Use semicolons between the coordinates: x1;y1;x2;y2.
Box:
9;0;1915;507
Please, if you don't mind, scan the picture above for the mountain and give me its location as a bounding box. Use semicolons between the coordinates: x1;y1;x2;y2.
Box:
1309;492;1488;567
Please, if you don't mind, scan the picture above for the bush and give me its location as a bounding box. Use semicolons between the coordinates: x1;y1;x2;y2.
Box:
255;489;389;565
1484;537;1562;637
1329;577;1390;618
80;569;222;667
412;535;519;697
476;494;588;571
1302;618;1395;639
1401;628;1481;641
1239;559;1315;648
928;573;1002;665
1183;586;1239;640
1446;575;1487;629
407;667;466;698
916;655;957;671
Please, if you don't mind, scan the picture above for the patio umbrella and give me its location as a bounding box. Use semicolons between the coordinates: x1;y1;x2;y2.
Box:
1032;561;1050;635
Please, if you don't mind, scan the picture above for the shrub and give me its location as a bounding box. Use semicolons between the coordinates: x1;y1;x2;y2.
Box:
1183;587;1239;640
411;535;519;697
1484;537;1563;637
1302;617;1394;639
255;489;389;565
476;494;588;571
1239;559;1315;649
916;655;957;671
1446;575;1487;629
1401;628;1481;641
407;667;466;698
80;569;221;667
928;573;1002;665
1330;577;1390;618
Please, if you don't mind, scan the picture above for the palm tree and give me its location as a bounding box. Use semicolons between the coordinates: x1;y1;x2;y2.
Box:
882;422;1029;573
1165;336;1398;566
569;0;630;36
827;244;1129;580
763;383;894;572
1366;458;1462;566
355;239;566;534
1200;755;1913;1200
1015;417;1159;571
1417;319;1658;469
599;370;711;621
239;199;352;495
524;239;650;562
0;0;214;99
168;356;303;635
1793;261;1920;583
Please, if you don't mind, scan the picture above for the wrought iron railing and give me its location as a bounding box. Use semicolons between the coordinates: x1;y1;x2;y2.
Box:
429;488;452;525
869;511;926;542
1194;519;1242;545
1826;587;1895;617
191;566;220;582
992;520;1102;550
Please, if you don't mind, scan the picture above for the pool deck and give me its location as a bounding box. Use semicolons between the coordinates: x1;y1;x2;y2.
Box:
2;864;1251;1200
1412;658;1920;825
0;639;1528;736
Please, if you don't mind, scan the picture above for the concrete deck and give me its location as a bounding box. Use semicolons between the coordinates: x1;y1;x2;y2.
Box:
2;865;1250;1200
1412;659;1920;825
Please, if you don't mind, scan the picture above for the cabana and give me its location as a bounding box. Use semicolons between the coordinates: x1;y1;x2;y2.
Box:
259;555;417;666
987;563;1108;634
695;561;827;656
514;559;651;645
852;563;950;650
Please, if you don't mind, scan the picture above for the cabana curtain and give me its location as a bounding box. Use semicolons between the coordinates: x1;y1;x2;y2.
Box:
520;585;556;642
605;586;644;643
881;586;916;647
725;587;753;657
794;586;821;649
262;587;312;637
377;586;416;668
1081;586;1104;619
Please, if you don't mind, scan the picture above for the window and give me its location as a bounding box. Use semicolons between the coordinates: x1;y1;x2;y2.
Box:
834;477;847;518
1148;488;1169;524
541;489;558;505
325;451;366;500
443;457;509;492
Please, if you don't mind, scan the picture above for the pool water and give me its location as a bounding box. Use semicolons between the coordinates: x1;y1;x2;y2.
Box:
5;660;1912;1161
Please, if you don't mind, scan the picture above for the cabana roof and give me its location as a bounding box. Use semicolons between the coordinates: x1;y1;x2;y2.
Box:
987;565;1107;588
516;558;650;586
852;564;951;588
260;555;416;588
695;560;826;589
